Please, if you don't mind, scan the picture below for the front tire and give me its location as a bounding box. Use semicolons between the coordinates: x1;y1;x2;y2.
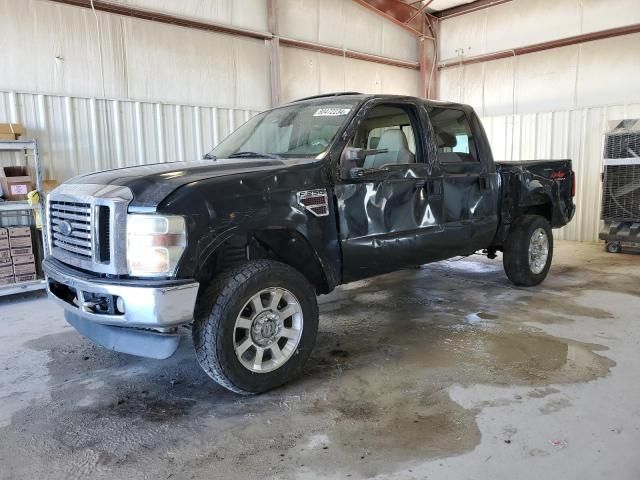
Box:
503;215;553;286
193;260;319;394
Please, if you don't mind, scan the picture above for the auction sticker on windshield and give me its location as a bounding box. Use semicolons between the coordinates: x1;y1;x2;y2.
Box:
313;107;351;117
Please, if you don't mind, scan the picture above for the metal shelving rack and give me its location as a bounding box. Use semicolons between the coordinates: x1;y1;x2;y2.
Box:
0;139;47;296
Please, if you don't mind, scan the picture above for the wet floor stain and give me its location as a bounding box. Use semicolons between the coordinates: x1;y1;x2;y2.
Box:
1;247;635;479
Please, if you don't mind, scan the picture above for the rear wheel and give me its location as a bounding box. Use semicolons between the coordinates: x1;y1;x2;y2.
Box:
605;242;622;254
503;215;553;286
193;260;319;394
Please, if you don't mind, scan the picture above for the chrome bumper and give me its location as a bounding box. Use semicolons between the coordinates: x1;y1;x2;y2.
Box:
43;256;199;329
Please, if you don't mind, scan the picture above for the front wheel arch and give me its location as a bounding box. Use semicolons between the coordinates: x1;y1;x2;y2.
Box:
194;229;333;295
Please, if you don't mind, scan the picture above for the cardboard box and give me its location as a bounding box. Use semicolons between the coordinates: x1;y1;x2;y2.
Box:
12;253;34;265
0;265;14;277
43;180;59;194
9;236;32;249
13;262;36;275
0;250;10;259
0;123;23;141
7;226;31;238
0;277;15;286
0;257;11;266
14;273;36;283
0;166;33;201
10;246;32;256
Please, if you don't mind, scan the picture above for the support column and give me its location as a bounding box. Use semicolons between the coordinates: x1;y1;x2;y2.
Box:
267;0;281;106
419;17;438;99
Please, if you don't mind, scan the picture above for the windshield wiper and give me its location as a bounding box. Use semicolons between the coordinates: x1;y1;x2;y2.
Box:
228;151;281;159
203;152;217;160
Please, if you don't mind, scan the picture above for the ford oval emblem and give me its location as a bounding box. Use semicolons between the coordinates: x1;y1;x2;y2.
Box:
58;220;73;236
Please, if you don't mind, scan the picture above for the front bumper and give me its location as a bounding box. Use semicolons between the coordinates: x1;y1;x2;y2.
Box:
43;256;200;358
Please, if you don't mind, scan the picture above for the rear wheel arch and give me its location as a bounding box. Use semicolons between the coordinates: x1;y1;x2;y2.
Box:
522;202;553;223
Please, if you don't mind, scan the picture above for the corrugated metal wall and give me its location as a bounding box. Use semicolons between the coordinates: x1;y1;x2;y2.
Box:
439;0;640;62
277;0;418;63
481;104;640;242
0;0;272;110
279;47;420;103
102;0;270;32
439;32;640;118
0;0;419;109
0;90;259;182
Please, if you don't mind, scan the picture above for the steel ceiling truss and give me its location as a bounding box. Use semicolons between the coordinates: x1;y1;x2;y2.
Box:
351;0;436;38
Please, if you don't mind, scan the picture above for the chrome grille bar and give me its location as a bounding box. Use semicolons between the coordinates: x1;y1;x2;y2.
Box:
49;204;91;214
52;240;92;257
49;200;93;260
51;218;91;232
52;232;92;248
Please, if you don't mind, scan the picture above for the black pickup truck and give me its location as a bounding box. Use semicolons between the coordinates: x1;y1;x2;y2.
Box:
43;93;575;394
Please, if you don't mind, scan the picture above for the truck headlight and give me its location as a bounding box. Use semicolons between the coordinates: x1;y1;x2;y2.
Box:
126;214;187;277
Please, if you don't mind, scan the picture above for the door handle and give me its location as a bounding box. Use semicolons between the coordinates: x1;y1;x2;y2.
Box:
478;176;490;191
426;179;442;198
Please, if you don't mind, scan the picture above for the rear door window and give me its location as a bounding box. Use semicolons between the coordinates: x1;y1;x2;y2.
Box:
429;108;478;164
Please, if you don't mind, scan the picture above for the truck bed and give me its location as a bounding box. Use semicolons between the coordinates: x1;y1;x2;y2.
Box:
494;159;575;240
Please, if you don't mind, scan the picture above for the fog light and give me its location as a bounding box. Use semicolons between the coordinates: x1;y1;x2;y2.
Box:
116;296;125;314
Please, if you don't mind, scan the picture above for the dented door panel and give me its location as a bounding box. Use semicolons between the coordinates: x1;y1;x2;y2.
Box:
440;161;500;252
336;163;447;282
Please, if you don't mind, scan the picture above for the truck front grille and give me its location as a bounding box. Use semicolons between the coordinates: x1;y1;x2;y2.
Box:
49;201;94;259
46;184;132;275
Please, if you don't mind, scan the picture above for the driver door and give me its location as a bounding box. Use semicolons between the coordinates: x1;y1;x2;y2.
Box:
335;101;444;282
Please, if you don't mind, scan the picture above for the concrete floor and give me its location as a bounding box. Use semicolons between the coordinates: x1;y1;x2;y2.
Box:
0;241;639;480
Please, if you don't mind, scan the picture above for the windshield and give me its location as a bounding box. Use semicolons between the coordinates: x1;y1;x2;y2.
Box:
208;100;358;159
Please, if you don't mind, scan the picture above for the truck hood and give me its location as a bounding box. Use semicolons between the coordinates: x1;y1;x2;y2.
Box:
67;158;314;208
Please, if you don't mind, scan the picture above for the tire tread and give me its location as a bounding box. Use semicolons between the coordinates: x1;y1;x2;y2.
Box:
193;260;317;395
503;214;553;287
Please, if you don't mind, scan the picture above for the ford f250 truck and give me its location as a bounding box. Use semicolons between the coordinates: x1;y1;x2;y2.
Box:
43;93;576;394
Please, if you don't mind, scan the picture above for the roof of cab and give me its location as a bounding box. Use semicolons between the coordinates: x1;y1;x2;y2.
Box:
286;91;471;111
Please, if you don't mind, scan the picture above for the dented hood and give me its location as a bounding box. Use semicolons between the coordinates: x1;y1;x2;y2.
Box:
66;158;310;208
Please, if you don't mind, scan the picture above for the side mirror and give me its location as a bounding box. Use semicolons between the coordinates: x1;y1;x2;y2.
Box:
340;146;390;180
349;166;389;179
342;146;389;161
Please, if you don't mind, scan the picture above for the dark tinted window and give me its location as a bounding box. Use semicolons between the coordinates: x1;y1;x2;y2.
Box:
429;108;478;163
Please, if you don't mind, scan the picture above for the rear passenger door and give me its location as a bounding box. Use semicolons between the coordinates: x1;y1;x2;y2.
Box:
427;107;498;253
